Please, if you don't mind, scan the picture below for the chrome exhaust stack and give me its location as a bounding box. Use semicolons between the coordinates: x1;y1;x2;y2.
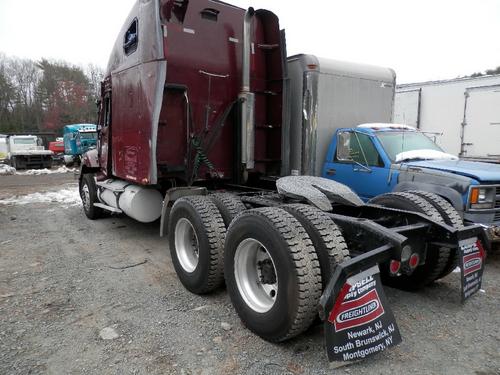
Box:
239;7;255;170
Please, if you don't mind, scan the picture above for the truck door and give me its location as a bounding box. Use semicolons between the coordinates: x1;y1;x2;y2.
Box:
98;93;112;176
323;131;390;201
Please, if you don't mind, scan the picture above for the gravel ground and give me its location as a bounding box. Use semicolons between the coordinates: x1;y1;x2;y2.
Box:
0;173;499;375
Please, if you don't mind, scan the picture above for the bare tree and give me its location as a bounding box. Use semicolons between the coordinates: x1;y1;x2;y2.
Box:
0;53;104;133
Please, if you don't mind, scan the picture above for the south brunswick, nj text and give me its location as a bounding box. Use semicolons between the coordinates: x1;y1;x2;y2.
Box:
332;321;398;361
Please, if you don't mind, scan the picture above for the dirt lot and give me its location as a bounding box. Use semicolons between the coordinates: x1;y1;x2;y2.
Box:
0;173;499;375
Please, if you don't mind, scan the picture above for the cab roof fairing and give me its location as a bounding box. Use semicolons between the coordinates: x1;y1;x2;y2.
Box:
105;0;164;77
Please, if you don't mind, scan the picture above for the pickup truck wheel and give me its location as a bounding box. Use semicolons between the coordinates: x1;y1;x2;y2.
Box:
168;196;225;294
369;192;450;289
210;193;246;228
281;204;350;288
408;191;463;279
224;207;322;342
79;174;103;220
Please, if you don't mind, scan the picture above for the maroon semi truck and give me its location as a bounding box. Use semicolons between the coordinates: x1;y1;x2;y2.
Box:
79;0;488;362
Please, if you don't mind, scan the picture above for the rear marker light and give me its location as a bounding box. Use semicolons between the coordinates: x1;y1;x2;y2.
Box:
389;260;401;275
409;254;420;269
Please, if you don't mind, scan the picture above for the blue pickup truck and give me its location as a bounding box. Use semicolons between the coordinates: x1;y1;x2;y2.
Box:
322;123;500;242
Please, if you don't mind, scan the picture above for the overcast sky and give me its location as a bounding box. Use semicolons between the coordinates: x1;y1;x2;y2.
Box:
0;0;499;83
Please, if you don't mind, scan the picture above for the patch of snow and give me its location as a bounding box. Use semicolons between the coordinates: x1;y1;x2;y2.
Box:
0;187;81;207
358;123;416;130
452;267;461;273
0;164;16;175
396;149;459;163
16;166;77;175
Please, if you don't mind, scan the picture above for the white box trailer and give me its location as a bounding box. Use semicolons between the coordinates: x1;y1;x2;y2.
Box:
395;75;500;160
287;54;396;176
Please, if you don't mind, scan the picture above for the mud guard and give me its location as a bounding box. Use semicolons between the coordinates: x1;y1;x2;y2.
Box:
459;237;486;302
319;246;401;362
320;225;488;362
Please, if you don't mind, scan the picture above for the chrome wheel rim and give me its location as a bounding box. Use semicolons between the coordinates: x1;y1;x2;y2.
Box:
175;218;200;273
81;183;91;211
234;238;278;313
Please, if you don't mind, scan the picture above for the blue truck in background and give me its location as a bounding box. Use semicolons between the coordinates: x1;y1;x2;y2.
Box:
63;124;98;166
322;123;500;242
287;55;500;243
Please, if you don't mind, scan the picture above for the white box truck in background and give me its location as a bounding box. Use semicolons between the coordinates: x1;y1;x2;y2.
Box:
5;135;53;169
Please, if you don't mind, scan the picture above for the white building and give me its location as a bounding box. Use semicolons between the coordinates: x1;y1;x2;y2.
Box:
395;75;500;159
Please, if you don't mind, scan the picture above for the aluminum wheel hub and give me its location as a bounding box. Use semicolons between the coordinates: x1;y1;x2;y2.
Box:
175;218;200;273
81;183;91;211
234;238;278;313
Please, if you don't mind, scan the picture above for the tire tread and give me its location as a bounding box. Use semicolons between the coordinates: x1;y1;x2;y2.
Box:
369;192;450;285
227;207;322;341
210;193;246;228
172;196;226;293
281;204;350;287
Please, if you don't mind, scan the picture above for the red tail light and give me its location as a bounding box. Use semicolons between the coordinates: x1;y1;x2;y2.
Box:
409;254;420;269
389;260;401;275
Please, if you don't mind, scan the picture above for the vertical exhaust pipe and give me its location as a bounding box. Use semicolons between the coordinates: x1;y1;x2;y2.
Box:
239;7;255;170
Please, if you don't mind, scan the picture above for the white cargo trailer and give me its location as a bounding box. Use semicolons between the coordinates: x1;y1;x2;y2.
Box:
395;75;500;160
287;54;396;176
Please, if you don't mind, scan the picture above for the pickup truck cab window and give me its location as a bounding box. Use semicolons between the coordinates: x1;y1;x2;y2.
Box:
376;131;443;162
336;131;383;167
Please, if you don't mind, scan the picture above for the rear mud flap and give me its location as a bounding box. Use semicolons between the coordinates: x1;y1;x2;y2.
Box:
321;265;402;362
459;237;486;302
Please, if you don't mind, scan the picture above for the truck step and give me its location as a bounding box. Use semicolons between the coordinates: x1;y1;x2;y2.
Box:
94;203;123;213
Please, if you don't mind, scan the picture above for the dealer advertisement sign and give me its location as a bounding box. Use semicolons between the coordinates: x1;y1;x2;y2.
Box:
325;266;401;362
459;237;485;302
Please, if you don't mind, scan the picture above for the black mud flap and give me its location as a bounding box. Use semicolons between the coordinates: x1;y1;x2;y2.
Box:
459;237;486;302
322;265;402;362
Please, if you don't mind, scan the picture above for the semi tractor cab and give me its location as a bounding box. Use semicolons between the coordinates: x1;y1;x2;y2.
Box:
79;0;488;363
323;124;500;242
63;124;98;166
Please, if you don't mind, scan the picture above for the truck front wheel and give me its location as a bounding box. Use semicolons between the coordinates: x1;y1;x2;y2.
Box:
168;196;226;294
79;174;103;220
224;207;322;342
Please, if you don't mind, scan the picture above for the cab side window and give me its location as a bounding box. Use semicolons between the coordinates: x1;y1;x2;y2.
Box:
103;95;111;127
336;131;383;167
124;19;138;55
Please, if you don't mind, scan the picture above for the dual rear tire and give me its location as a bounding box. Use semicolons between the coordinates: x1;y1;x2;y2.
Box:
168;194;349;342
